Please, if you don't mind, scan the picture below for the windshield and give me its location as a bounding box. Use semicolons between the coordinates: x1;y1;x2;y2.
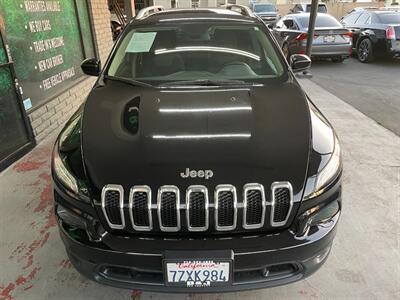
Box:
298;15;341;28
378;13;400;24
107;22;285;86
254;4;276;13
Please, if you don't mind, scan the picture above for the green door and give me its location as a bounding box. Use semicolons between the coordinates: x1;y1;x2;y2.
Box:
0;27;35;171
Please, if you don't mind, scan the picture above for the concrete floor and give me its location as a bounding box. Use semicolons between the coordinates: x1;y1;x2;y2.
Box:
0;79;399;300
310;57;400;136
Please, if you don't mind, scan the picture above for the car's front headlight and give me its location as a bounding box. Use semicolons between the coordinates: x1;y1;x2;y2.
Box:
304;135;342;200
52;143;79;194
52;144;90;203
52;111;90;203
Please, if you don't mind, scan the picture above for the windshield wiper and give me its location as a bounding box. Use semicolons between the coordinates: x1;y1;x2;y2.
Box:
103;75;153;88
160;79;248;87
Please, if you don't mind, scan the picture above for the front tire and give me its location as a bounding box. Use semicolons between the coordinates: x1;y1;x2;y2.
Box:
357;39;374;63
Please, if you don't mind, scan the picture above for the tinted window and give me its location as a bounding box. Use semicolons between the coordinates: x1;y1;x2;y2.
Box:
377;13;400;24
254;4;276;12
306;4;327;13
298;15;342;28
342;12;361;25
356;13;370;25
108;23;285;84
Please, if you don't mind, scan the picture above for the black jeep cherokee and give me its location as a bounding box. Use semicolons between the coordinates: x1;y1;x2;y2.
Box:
52;6;342;293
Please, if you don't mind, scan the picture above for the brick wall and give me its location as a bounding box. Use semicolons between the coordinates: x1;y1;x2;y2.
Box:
28;0;113;143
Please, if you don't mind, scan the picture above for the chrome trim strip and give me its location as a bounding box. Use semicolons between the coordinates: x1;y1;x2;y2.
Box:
129;185;153;231
242;183;266;229
186;185;209;232
215;184;237;231
157;185;180;232
101;185;125;230
270;182;294;227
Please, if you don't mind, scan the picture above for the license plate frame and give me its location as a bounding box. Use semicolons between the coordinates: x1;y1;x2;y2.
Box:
163;250;233;288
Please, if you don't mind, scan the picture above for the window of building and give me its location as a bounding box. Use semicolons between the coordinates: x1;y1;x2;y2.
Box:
0;0;96;111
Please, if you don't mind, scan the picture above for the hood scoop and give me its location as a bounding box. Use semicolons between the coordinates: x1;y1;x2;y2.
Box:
123;96;140;135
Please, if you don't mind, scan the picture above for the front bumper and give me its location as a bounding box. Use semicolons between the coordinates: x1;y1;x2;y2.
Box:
54;174;341;292
57;210;339;293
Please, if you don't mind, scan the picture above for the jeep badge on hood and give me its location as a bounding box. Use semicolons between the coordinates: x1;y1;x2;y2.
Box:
180;168;214;180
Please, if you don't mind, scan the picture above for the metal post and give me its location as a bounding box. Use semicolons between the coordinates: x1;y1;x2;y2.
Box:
124;0;136;20
305;0;319;57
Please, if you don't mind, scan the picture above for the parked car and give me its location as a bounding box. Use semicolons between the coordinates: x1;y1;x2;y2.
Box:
290;3;328;14
341;9;400;62
273;13;352;62
383;6;400;12
53;6;342;292
251;3;280;26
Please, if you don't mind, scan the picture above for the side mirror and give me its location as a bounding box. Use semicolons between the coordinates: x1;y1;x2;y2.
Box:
290;54;311;73
267;23;274;29
81;58;101;76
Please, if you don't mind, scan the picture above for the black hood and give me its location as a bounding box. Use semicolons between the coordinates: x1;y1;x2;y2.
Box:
82;80;311;201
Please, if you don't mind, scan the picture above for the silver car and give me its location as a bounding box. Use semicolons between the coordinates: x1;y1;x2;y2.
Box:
273;13;353;62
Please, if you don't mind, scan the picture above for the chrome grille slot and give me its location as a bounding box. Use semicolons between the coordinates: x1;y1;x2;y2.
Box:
186;185;208;232
129;186;152;231
157;186;180;232
215;185;237;231
101;185;125;229
271;182;293;227
243;183;266;229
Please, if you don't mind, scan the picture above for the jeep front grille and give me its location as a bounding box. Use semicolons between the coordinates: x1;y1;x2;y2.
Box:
100;182;293;232
129;186;152;231
101;185;125;230
158;186;180;232
243;183;266;229
215;185;237;231
271;182;293;227
186;186;208;231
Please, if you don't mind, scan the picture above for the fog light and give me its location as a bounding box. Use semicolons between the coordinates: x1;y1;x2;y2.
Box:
313;246;331;264
56;205;86;229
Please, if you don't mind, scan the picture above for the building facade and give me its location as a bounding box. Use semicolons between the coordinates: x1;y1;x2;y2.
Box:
0;0;113;171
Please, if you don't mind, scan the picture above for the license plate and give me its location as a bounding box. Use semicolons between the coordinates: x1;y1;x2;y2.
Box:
163;250;232;288
324;35;335;43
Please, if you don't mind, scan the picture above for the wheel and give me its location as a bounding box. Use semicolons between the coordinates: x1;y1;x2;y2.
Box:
331;57;344;63
282;43;290;62
357;39;374;63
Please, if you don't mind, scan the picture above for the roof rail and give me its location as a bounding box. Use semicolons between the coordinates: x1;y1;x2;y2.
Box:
224;4;254;18
136;5;164;20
